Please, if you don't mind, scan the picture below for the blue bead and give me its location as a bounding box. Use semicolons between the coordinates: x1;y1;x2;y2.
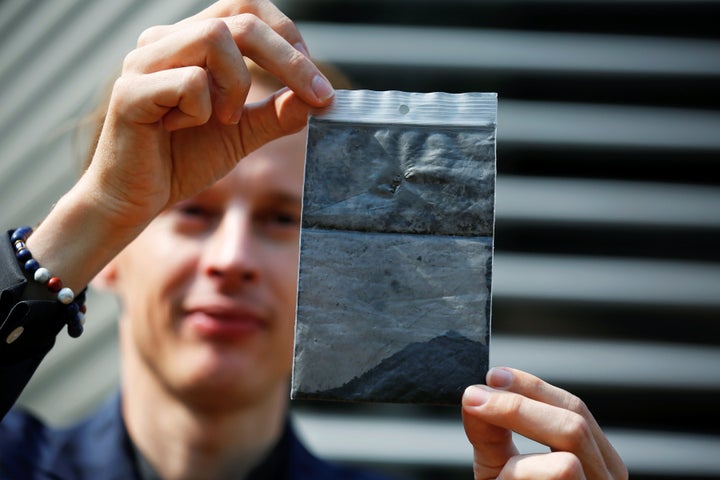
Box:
15;248;32;263
24;258;40;274
67;317;84;338
10;226;32;243
65;302;80;321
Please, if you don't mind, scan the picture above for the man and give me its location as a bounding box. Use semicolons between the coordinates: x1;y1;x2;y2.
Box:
0;1;627;478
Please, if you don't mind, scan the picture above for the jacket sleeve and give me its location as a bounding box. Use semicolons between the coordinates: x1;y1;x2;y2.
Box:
0;230;67;421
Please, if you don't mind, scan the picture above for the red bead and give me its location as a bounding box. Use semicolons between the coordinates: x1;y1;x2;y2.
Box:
80;304;87;314
47;277;63;293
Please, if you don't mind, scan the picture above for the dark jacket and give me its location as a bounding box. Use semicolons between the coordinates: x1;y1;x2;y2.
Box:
0;230;69;420
0;395;394;480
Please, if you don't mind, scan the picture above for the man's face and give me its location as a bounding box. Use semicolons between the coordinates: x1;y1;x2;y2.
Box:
107;85;306;409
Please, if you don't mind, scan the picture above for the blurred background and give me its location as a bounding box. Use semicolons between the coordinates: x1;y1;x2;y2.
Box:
2;1;720;479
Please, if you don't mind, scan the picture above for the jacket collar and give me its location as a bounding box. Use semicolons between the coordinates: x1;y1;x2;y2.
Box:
40;392;140;480
37;392;333;480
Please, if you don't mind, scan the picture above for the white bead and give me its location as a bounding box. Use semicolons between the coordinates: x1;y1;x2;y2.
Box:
5;326;24;344
77;311;86;326
34;267;51;284
57;287;75;304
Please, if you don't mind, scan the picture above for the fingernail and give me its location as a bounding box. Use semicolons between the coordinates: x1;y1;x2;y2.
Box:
312;74;334;102
295;42;310;57
487;367;513;389
230;109;242;125
463;385;489;407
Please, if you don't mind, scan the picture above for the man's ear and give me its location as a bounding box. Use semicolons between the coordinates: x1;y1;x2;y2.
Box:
91;259;118;292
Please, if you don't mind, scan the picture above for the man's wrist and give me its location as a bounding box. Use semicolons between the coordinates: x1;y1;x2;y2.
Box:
25;177;148;293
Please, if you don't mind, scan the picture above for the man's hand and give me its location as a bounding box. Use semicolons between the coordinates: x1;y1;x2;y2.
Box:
85;0;334;232
26;0;334;293
462;367;628;479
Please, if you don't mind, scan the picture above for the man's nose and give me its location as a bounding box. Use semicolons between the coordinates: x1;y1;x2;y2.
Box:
201;209;260;285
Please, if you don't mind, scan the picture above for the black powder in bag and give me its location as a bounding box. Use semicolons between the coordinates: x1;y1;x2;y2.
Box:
291;90;497;405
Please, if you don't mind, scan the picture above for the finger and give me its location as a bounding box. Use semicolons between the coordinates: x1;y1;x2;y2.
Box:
124;19;249;125
236;88;312;155
499;452;587;480
465;383;613;480
111;68;212;131
221;13;334;106
462;386;519;480
143;1;329;102
489;367;627;479
131;16;332;119
140;21;308;61
138;0;310;57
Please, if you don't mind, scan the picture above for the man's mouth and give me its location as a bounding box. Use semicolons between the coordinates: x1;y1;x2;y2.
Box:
183;304;268;340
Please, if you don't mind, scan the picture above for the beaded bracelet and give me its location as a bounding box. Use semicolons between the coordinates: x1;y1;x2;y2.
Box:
11;226;87;338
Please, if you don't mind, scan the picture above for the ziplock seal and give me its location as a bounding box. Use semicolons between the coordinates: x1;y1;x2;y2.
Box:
313;89;497;127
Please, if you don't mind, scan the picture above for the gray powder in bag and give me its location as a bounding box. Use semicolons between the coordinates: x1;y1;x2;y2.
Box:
291;90;496;405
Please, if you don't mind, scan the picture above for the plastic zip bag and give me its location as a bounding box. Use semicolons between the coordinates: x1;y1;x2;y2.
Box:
291;89;497;405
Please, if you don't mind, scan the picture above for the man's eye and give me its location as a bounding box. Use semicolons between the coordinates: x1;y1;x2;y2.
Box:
254;209;301;238
272;212;300;226
171;204;218;233
175;202;220;220
180;205;210;217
